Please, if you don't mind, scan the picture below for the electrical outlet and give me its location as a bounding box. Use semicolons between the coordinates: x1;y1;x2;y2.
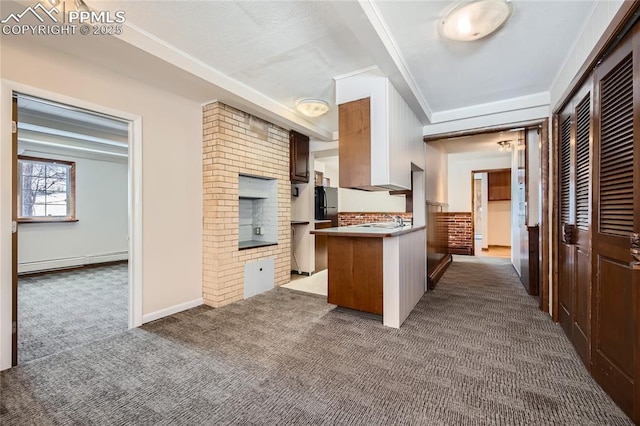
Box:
254;227;262;235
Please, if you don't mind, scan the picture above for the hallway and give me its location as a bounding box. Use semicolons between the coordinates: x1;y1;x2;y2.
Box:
0;256;631;425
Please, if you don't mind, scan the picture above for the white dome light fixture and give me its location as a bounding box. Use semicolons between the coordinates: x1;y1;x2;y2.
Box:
296;99;330;118
440;0;513;42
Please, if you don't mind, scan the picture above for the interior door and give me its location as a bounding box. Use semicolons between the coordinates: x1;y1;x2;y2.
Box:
591;26;638;422
11;95;18;366
558;102;575;345
558;81;592;369
572;85;593;368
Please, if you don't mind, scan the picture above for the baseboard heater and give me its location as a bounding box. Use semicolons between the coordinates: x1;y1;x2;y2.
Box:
18;252;128;275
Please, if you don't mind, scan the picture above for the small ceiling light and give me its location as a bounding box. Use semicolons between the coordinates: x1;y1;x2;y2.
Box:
497;140;511;152
296;99;330;118
440;0;513;42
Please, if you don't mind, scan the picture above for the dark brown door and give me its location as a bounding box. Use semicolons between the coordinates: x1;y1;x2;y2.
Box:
558;99;575;342
11;95;18;366
591;26;638;423
572;86;593;368
558;81;592;369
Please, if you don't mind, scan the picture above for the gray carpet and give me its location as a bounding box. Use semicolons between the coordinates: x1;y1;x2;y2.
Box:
18;263;128;364
1;256;631;425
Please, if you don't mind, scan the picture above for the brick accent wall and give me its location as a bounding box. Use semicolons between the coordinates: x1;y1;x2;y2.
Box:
203;102;290;307
338;212;413;227
442;212;473;255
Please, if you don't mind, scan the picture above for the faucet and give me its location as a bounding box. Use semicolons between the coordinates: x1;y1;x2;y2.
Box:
384;214;404;227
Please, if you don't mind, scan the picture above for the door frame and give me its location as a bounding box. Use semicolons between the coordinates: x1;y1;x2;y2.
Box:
426;121;549;312
470;167;511;256
0;80;143;370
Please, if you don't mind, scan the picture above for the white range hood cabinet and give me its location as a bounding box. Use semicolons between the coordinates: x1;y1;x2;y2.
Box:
335;70;424;191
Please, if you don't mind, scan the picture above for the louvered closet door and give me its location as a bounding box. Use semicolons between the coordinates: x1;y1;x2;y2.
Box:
591;26;639;423
558;105;575;342
557;83;592;369
572;88;592;367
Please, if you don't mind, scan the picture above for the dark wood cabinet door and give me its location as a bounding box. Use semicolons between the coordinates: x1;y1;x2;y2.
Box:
339;98;371;189
591;29;639;423
487;170;511;201
290;130;309;183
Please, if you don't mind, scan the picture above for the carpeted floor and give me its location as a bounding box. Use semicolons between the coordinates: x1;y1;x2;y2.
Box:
18;263;128;364
1;256;631;425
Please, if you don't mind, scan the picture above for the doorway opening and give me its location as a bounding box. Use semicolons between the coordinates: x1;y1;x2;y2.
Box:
425;123;546;305
12;93;133;365
471;168;511;259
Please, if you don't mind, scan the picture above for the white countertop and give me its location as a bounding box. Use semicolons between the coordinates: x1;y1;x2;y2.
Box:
310;223;425;238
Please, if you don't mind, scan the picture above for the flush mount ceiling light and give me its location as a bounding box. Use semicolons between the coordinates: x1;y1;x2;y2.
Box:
296;99;330;118
440;0;513;42
497;140;512;152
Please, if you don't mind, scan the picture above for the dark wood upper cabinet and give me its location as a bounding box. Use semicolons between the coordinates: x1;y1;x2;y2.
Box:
487;169;511;201
339;98;372;189
290;130;309;183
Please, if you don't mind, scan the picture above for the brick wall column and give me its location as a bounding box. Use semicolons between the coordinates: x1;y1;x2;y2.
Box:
203;102;291;307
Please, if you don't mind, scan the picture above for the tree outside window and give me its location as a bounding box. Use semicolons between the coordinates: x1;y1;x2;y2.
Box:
18;156;76;222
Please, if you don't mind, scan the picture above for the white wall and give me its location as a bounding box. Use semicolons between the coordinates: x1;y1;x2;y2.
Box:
315;156;406;213
527;128;541;226
290;177;314;274
1;35;203;369
510;137;523;275
18;148;128;273
549;1;626;108
487;201;511;246
424;142;448;205
447;152;511;212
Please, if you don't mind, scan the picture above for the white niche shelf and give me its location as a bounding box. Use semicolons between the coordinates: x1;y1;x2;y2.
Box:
238;174;278;250
238;189;268;199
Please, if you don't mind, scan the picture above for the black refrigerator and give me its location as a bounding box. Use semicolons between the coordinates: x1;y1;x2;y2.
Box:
315;186;338;226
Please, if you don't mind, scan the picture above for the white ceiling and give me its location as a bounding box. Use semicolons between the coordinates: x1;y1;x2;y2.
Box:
374;1;598;111
17;95;129;157
5;0;600;142
430;129;522;154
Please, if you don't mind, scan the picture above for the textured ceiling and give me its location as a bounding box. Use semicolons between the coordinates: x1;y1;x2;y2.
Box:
9;0;600;140
104;0;374;133
374;0;598;111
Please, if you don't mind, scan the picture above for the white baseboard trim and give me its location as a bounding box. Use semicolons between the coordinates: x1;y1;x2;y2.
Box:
142;298;203;324
18;252;128;274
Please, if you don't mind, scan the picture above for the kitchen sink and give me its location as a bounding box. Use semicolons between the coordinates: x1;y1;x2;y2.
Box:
356;222;400;229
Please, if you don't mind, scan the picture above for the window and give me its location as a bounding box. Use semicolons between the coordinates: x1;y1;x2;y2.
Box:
18;156;76;222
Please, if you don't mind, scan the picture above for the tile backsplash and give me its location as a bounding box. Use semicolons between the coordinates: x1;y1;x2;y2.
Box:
338;212;413;227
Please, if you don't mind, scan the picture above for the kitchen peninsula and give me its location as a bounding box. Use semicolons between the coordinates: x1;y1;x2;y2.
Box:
311;223;426;328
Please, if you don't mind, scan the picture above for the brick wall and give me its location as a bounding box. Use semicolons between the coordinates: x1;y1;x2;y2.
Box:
442;212;473;255
203;102;290;307
338;212;413;227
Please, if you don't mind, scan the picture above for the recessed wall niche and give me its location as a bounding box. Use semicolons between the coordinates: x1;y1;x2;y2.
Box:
238;174;278;250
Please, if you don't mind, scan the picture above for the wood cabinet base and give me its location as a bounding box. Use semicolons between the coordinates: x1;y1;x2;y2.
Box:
327;236;383;315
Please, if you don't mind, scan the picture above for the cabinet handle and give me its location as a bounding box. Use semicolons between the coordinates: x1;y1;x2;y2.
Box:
562;223;576;245
631;233;640;270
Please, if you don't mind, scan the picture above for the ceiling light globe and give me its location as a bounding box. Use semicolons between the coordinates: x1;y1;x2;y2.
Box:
441;0;513;42
296;99;330;118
